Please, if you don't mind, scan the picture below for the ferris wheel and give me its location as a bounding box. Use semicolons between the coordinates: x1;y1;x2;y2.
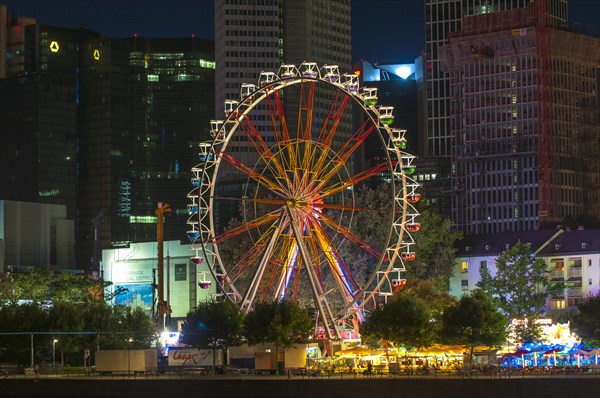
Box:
186;62;420;340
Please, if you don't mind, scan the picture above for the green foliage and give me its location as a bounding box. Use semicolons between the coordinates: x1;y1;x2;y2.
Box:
0;270;117;306
572;293;600;347
440;289;507;366
0;271;157;364
360;293;435;350
181;299;245;349
409;210;462;291
244;300;313;349
477;242;550;344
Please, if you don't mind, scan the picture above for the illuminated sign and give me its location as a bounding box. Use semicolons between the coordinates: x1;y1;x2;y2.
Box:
93;49;101;60
111;262;153;283
49;41;60;53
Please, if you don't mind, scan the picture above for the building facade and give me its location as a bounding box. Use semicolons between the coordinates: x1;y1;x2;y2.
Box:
450;228;600;311
214;0;352;227
0;9;216;269
441;4;600;234
101;240;214;321
424;0;567;159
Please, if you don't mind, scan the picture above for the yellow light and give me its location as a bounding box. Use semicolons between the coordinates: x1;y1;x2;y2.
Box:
93;49;100;61
49;41;60;53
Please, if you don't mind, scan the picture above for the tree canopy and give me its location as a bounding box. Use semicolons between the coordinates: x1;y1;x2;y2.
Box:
572;292;600;347
477;242;553;344
244;300;313;349
409;210;462;291
440;289;507;367
180;299;245;349
360;293;435;350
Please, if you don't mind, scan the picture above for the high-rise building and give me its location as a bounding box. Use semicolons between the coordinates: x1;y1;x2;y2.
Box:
214;0;352;226
424;0;567;159
0;23;99;223
441;3;600;234
0;8;216;269
78;36;216;269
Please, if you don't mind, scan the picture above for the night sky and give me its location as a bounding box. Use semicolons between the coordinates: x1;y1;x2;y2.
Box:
4;0;599;64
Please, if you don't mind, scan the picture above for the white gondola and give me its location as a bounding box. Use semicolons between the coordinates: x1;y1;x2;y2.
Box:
224;99;239;117
240;83;257;101
258;71;277;87
278;64;297;79
322;65;340;83
378;106;394;126
391;129;408;149
341;74;359;94
210;120;224;138
361;87;378;107
299;62;319;78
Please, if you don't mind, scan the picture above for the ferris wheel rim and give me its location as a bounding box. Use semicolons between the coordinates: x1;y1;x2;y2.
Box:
190;62;419;333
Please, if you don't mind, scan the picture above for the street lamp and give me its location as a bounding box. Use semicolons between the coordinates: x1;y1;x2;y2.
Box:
52;339;58;369
128;338;133;378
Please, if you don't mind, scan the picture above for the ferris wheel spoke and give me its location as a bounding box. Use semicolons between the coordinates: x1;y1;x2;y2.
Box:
286;206;341;340
311;93;350;173
306;215;360;298
297;80;316;148
274;234;299;300
222;217;288;288
314;161;393;202
240;215;288;312
316;211;384;260
214;196;288;207
266;90;296;173
312;119;376;192
316;202;393;213
239;115;293;187
219;151;291;197
213;212;281;244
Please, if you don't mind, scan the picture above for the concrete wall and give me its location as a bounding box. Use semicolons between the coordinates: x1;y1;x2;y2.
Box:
0;378;598;398
0;200;74;269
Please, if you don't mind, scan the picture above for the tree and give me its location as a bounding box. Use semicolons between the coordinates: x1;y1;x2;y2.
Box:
244;300;313;374
572;293;600;347
360;293;435;350
440;289;507;368
181;299;245;368
477;242;555;344
409;210;462;291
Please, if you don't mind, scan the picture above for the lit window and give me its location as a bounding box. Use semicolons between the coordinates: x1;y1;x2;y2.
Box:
461;261;468;273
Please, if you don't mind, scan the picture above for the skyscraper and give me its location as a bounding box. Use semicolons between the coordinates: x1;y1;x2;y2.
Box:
424;0;567;159
441;2;600;234
214;0;352;226
0;7;216;269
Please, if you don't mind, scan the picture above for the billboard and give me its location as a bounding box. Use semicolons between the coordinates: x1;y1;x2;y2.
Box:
167;348;223;367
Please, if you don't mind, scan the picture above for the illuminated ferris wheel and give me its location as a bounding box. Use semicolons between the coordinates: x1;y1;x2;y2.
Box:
186;62;420;340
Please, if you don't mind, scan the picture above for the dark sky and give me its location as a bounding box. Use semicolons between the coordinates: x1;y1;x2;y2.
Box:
4;0;599;64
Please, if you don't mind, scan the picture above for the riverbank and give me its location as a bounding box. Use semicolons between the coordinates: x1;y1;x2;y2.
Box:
1;377;599;398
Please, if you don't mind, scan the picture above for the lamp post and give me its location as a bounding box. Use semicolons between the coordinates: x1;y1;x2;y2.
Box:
128;338;133;378
52;339;58;369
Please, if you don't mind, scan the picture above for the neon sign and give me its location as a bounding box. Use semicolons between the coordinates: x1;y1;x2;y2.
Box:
49;41;60;53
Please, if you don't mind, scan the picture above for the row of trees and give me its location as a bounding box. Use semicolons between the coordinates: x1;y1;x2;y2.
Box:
180;299;313;373
0;270;156;365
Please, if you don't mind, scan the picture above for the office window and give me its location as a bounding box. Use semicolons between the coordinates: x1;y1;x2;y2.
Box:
175;264;187;281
